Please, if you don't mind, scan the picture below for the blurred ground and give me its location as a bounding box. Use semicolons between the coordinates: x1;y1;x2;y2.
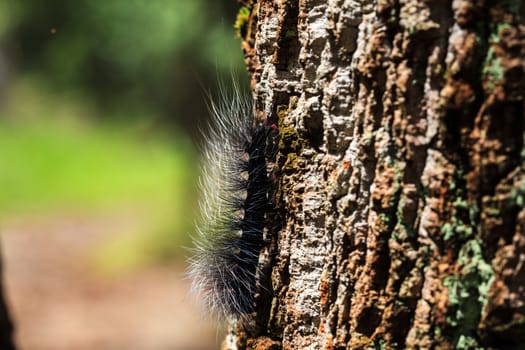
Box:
1;210;222;350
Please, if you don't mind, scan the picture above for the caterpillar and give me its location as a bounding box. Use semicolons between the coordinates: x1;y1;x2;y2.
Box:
187;84;275;321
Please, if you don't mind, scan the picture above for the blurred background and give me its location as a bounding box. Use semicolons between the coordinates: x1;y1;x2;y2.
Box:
0;1;247;349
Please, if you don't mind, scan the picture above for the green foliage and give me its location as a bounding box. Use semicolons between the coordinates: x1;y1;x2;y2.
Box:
0;80;198;270
2;0;246;131
0;81;196;216
0;120;193;214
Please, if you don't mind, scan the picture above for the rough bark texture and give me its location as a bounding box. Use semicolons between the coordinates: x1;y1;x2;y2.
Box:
0;245;15;350
229;0;525;349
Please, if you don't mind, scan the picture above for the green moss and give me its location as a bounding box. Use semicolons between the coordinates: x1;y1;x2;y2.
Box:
482;21;510;93
371;338;390;349
442;203;474;241
483;55;503;92
497;22;513;37
443;196;474;241
279;126;306;154
468;201;480;226
442;169;476;242
234;6;251;37
276;103;306;153
443;239;495;349
286;152;298;163
379;212;393;228
510;182;525;208
456;335;482;350
388;7;398;24
487;23;511;45
282;152;297;173
485;207;500;216
444;224;471;241
454;197;468;210
277;104;289;121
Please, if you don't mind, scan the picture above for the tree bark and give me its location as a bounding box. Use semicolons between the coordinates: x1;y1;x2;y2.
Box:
230;1;525;349
0;243;15;349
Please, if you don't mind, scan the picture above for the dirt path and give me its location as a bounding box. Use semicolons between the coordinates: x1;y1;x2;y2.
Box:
1;211;221;350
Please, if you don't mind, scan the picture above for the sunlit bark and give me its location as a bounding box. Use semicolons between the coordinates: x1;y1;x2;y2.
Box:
228;1;525;349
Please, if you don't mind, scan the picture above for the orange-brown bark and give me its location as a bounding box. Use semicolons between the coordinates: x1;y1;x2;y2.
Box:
230;1;525;349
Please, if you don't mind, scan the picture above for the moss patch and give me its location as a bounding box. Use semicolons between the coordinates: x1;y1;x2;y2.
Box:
279;127;304;153
234;6;251;38
443;239;495;349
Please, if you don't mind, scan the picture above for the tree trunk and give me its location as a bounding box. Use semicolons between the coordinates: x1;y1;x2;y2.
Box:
229;1;525;349
0;244;15;349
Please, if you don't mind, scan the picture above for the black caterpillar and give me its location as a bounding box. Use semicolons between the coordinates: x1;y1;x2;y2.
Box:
188;86;275;320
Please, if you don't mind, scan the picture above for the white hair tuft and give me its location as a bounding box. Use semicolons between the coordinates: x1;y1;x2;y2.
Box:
187;83;275;321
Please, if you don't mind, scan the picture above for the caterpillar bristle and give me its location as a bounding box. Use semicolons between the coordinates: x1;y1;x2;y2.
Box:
187;83;273;321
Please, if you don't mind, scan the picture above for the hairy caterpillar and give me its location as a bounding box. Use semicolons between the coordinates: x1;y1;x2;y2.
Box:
187;85;275;320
